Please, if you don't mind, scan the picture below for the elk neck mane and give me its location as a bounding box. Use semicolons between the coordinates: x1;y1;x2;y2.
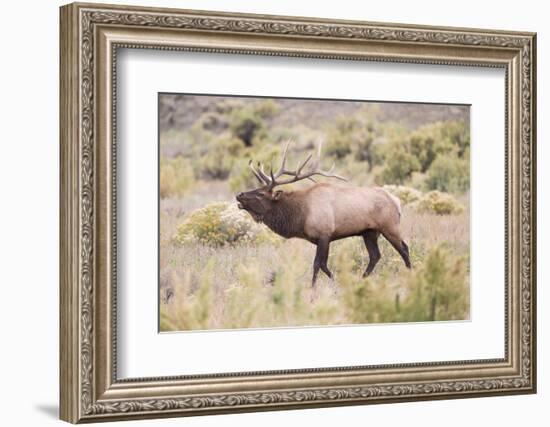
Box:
261;190;306;239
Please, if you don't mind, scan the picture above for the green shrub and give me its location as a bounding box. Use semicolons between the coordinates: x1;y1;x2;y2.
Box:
376;143;421;184
197;112;227;132
198;137;244;180
424;154;469;193
159;156;196;198
186;124;215;157
174;202;281;246
353;133;376;164
229;108;265;146
214;99;244;115
340;270;399;325
160;260;214;331
440;120;470;157
409;125;441;172
228;159;255;192
324;137;353;160
399;246;469;321
254;99;279;119
324;115;378;167
409;121;470;172
338;159;372;186
339;245;469;324
228;144;281;192
324;116;356;159
411;190;464;215
408;171;428;191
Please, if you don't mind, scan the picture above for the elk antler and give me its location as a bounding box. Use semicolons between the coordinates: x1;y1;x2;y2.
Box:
248;160;270;185
249;139;348;189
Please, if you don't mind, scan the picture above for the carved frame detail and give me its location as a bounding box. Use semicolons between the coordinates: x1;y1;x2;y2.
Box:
60;2;536;423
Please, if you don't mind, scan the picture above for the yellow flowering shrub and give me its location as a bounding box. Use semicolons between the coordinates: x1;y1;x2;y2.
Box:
174;202;281;246
383;184;423;205
411;190;464;215
383;185;464;215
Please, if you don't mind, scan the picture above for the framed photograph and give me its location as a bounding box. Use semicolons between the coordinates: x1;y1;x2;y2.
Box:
59;2;537;423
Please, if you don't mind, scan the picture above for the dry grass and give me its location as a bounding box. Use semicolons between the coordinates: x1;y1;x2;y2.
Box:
159;183;470;332
158;95;471;331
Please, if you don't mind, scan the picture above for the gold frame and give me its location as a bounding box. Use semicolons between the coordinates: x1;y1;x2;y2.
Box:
60;2;537;423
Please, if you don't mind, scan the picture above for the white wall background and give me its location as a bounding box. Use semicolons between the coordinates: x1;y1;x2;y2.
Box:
0;0;545;425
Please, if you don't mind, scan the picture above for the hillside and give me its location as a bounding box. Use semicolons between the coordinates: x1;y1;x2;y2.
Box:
159;93;469;134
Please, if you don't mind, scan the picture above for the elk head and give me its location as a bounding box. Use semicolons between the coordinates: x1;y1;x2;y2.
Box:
236;140;347;221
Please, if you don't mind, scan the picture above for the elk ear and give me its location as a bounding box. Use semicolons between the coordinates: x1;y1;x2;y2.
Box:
273;190;284;200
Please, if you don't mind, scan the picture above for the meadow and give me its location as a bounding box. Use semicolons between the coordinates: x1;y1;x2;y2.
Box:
158;95;471;331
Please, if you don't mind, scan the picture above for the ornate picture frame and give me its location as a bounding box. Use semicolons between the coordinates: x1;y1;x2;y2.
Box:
60;2;536;423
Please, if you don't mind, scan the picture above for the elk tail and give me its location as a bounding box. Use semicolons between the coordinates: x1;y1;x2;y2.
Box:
382;189;402;218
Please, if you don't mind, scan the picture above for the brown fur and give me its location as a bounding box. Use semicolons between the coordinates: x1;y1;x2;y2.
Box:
236;182;411;285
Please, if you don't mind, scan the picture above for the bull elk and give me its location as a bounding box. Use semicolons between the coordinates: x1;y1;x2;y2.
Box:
236;140;411;286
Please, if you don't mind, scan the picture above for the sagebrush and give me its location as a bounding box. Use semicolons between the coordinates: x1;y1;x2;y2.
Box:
159;95;470;331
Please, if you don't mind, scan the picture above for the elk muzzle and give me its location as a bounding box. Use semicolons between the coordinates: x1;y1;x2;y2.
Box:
236;192;246;209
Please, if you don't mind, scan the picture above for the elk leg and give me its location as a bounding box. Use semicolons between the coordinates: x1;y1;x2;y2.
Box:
362;230;381;277
320;239;333;279
383;232;412;269
312;237;331;287
320;254;333;279
401;241;411;268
